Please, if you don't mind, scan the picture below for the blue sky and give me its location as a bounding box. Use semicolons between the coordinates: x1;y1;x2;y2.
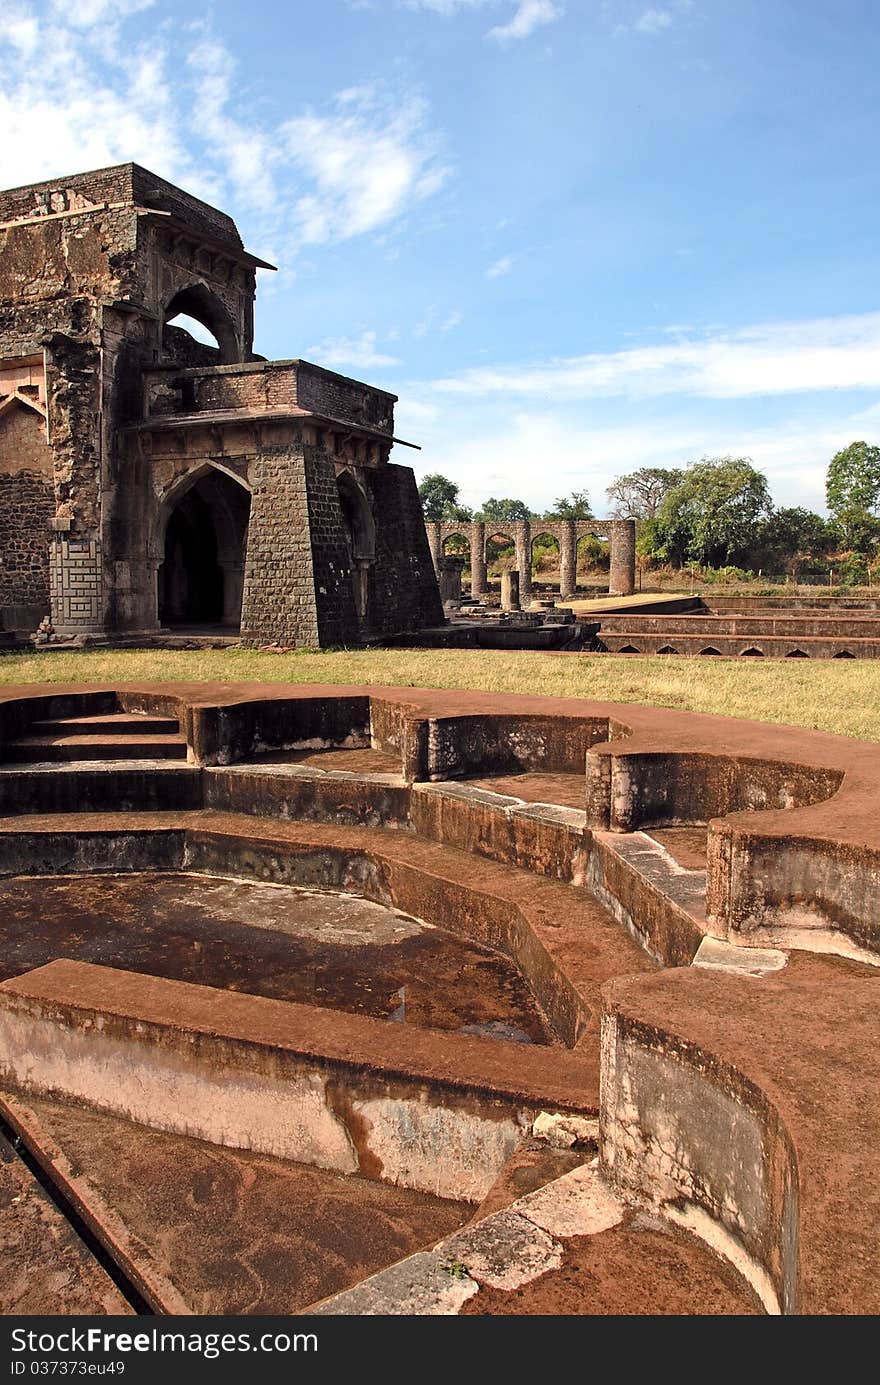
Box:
2;0;880;515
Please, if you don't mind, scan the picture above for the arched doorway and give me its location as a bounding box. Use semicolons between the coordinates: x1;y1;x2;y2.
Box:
158;468;251;630
336;471;376;624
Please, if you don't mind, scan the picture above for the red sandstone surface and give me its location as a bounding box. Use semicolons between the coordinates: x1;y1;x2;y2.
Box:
0;680;877;1315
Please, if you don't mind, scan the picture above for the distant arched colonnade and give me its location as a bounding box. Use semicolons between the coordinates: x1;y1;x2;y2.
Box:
424;518;636;602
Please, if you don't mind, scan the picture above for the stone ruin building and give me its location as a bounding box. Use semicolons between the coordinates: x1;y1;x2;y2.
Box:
0;163;443;645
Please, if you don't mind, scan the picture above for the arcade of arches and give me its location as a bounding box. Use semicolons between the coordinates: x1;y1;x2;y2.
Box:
425;518;636;601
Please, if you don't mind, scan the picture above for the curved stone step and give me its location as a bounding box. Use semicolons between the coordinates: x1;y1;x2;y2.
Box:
29;714;180;737
4;735;187;763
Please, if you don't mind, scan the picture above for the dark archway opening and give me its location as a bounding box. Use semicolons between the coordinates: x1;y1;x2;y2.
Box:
336;471;376;626
159;470;251;629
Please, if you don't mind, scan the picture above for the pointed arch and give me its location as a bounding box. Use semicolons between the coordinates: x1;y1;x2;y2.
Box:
155;462;251;629
336;468;376;562
163;283;240;364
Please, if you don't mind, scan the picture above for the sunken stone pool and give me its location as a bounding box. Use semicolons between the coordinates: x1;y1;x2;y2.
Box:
0;872;548;1043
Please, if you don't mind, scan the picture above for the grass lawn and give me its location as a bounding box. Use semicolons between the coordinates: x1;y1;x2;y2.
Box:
0;646;877;742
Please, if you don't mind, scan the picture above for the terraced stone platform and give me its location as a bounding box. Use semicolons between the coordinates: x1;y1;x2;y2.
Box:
585;597;880;658
0;681;877;1315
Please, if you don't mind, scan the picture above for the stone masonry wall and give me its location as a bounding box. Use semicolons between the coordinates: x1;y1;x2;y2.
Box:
297;363;395;434
0;402;54;613
0;164;240;249
304;448;361;648
240;441;322;647
0;473;53;611
366;463;445;634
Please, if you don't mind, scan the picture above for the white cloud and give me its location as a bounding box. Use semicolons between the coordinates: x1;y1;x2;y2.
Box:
187;37;279;214
634;8;672;35
0;6;194;195
426;312;880;401
281;86;450;246
396;394;877;516
402;0;486;11
487;0;563;42
486;254;515;278
3;14;39;55
403;0;562;41
50;0;154;28
305;331;400;371
0;6;449;260
413;305;464;338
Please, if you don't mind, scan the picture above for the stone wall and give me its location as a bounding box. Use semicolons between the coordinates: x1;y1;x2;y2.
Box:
304;449;361;648
297;362;395;434
0;473;53;612
240;442;320;646
367;464;445;634
145;362;299;418
0;163;241;249
0;401;54;615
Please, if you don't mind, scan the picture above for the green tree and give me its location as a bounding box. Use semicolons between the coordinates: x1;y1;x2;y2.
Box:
827;441;880;515
654;457;772;567
830;507;880;555
635;517;664;563
544;490;594;520
418;473;463;522
826;442;880;549
757;507;832;578
606;467;683;520
478;497;534;524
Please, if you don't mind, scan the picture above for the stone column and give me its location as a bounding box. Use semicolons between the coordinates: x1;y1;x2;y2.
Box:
219;554;246;626
470;520;487;600
515;521;532;607
609;519;636;596
426;521;442;576
501;569;520;611
438;556;464;606
559;521;576;600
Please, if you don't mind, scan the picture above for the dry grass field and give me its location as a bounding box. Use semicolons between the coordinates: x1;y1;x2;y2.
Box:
0;646;877;742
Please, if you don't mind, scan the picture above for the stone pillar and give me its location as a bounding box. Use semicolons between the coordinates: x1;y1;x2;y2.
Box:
515;521;532;608
501;569;520;611
218;548;246;626
470;521;487;600
609;519;636;596
426;521;442;576
438;556;464;606
559;521;576;600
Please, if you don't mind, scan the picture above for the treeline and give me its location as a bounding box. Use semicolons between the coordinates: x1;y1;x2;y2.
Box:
418;442;880;582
